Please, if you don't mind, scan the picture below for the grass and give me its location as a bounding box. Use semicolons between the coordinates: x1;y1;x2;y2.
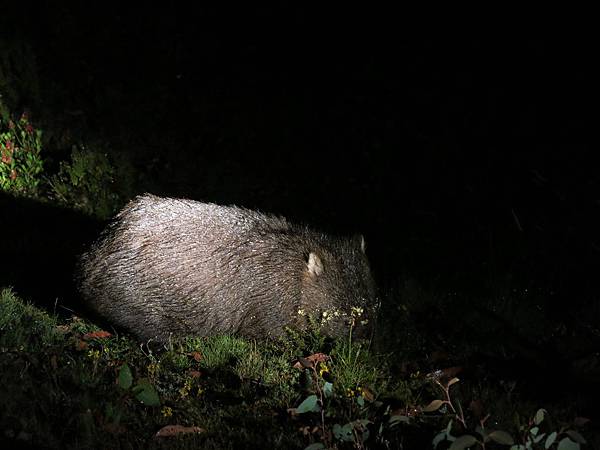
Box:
0;287;596;449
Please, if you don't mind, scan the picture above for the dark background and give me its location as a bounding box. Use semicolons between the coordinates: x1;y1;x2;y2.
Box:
2;8;598;354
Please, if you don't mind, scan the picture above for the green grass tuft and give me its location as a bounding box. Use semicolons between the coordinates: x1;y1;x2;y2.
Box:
0;287;64;349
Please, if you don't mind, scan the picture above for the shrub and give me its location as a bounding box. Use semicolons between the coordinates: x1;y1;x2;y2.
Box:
0;111;44;196
49;145;120;219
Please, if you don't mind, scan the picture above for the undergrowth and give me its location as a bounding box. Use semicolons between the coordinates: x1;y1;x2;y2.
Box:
0;288;594;449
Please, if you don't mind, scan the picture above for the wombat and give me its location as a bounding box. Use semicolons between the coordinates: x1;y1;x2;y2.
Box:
77;194;377;342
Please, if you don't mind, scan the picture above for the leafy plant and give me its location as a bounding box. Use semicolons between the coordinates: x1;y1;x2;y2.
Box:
291;324;387;450
426;372;588;450
49;144;120;219
118;363;161;406
510;408;588;450
0;111;44;196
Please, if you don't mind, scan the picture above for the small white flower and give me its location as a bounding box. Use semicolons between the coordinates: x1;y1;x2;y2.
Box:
351;306;364;317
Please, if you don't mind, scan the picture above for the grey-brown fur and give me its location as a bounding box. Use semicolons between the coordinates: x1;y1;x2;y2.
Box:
78;194;377;342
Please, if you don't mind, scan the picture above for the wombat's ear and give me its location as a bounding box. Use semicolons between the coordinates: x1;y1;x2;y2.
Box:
307;252;324;277
354;234;366;253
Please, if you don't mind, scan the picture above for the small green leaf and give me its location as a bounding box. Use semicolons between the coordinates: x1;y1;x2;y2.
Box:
565;431;586;444
423;399;445;412
322;382;333;398
530;427;539;436
304;443;326;450
489;430;515;445
132;379;160;406
557;437;580;450
533;433;546;444
534;409;547;425
333;423;354;442
118;363;132;390
296;394;320;414
362;429;370;442
545;431;557;449
433;432;447;449
357;395;365;407
449;434;478;450
389;415;410;426
105;402;122;424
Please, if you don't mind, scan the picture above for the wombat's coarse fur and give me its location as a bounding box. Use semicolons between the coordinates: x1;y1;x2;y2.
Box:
78;194;377;342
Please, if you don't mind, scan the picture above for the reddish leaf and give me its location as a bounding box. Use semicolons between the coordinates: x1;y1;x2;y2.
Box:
189;370;202;378
190;351;202;362
83;331;112;340
306;353;330;363
155;425;205;438
361;387;375;402
75;340;88;351
293;358;312;370
294;353;330;370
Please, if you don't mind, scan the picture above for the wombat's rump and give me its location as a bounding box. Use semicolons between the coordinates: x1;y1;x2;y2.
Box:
78;194;376;341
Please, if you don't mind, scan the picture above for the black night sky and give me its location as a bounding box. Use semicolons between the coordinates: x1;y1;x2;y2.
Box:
1;5;599;447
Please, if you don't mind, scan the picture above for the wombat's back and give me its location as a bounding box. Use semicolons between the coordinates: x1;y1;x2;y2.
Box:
111;194;291;240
